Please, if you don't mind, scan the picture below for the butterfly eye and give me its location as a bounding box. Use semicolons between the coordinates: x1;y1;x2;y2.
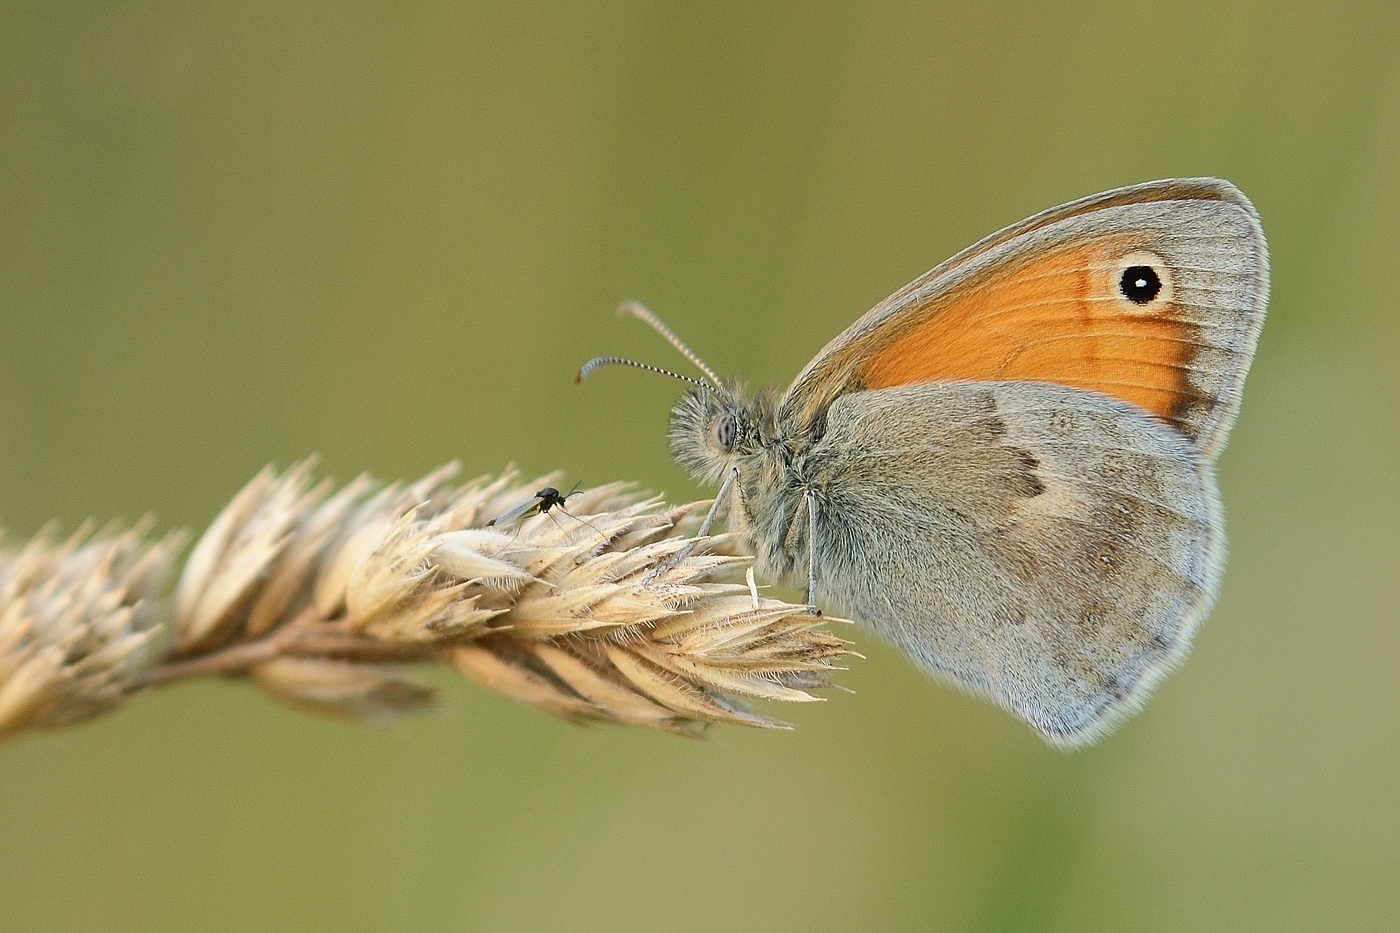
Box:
710;412;740;452
1114;250;1173;312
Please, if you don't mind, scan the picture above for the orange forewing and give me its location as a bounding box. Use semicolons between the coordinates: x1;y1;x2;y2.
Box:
859;237;1198;427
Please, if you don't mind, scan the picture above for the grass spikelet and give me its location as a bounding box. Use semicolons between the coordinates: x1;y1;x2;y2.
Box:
0;461;853;740
0;523;184;737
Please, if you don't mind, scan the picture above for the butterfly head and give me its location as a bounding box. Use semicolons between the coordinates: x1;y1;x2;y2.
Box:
666;378;778;486
577;302;777;486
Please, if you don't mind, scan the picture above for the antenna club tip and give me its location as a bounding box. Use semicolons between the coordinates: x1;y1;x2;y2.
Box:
617;300;647;319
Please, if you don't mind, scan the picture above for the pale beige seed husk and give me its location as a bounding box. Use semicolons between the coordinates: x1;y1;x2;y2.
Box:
0;461;850;740
250;656;434;721
167;461;851;732
0;523;183;737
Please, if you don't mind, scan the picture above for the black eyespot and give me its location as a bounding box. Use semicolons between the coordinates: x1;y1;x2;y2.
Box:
1119;265;1162;304
711;412;739;452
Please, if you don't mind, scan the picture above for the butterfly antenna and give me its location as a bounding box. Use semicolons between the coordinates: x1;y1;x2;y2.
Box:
575;356;707;387
616;301;726;390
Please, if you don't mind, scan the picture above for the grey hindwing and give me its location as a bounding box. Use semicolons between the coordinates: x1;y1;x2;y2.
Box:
792;380;1224;746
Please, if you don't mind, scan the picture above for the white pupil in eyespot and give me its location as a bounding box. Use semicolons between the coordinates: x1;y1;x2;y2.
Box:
1119;264;1163;304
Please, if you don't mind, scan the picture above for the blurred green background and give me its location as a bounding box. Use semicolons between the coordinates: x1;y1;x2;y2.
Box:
1;2;1397;931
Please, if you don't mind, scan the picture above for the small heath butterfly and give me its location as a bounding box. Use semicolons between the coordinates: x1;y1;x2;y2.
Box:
580;178;1268;746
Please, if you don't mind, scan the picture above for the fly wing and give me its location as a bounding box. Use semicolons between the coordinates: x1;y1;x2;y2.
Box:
487;494;544;528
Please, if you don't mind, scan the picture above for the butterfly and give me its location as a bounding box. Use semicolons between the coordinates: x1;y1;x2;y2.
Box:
579;178;1268;747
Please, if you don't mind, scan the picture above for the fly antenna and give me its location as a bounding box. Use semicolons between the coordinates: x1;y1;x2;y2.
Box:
617;301;725;389
575;356;707;387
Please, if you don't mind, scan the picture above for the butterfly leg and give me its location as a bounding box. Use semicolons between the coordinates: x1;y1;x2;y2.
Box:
646;465;738;579
805;488;821;616
695;466;739;538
